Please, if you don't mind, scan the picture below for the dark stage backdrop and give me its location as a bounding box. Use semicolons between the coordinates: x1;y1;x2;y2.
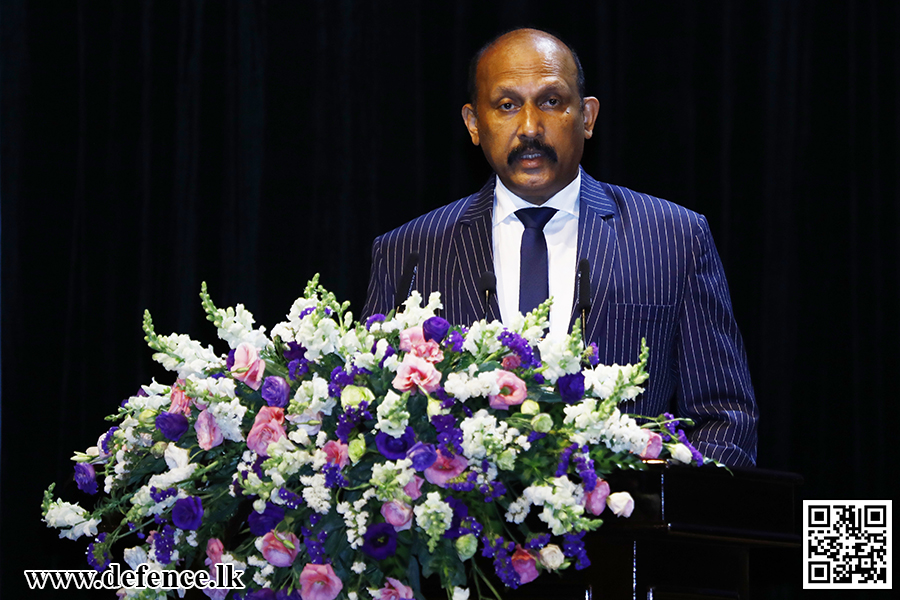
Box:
2;1;898;598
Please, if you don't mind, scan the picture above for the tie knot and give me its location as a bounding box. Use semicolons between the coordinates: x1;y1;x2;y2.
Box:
515;207;557;230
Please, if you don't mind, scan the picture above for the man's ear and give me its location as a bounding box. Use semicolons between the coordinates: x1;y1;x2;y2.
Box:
581;96;600;139
461;103;480;146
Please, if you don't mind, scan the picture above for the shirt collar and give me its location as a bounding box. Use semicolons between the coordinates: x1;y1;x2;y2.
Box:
493;170;581;225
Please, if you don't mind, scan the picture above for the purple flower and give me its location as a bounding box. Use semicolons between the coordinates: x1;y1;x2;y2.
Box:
365;314;386;330
154;524;176;564
155;412;189;441
171;496;204;530
288;358;309;381
86;532;110;572
423;317;451;343
445;330;465;353
261;376;291;408
248;502;286;536
74;463;98;495
278;488;303;509
226;349;236;370
562;531;591;570
587;342;600;366
375;427;415;460
378;345;396;368
283;341;307;362
275;590;303;600
99;427;118;455
246;590;277;600
557;372;585;404
443;496;470;539
361;522;398;560
406;442;438;471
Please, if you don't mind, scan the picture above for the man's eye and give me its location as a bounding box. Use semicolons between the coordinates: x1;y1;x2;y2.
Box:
500;102;514;110
545;98;560;107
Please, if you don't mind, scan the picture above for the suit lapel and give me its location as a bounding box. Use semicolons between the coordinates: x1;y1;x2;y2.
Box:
448;177;500;325
571;171;619;342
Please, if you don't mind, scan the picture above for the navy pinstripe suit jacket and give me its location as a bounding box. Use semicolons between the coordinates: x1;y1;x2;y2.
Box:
363;169;758;467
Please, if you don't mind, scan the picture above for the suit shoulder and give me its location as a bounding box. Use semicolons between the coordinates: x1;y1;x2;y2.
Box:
373;193;479;247
601;181;706;231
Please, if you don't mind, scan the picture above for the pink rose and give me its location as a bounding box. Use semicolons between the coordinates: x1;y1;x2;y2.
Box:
204;538;224;575
640;432;663;459
501;354;522;370
169;380;192;415
231;343;265;390
381;500;414;531
511;545;539;584
299;563;343;600
323;440;350;469
194;409;224;450
399;326;426;352
583;478;610;516
246;406;286;457
257;530;300;568
488;370;527;410
403;475;424;500
378;577;414;600
392;354;442;393
424;449;467;487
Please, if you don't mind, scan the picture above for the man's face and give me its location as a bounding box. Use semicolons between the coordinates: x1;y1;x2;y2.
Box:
462;31;599;205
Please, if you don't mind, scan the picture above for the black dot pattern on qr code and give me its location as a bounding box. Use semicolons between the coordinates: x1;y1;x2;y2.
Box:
806;503;889;586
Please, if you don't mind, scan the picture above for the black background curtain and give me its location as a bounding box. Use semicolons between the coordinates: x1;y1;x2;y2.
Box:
2;1;898;598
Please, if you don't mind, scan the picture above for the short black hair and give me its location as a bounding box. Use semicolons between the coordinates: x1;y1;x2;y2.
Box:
467;28;586;107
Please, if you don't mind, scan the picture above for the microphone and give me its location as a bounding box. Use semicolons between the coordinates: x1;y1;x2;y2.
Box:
577;259;591;345
477;271;496;321
395;252;419;313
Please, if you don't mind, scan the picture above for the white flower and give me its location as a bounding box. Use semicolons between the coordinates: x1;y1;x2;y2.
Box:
536;337;581;383
211;398;248;442
375;390;410;438
539;544;565;570
151;333;223;379
299;473;331;514
370;459;414;502
452;587;470;600
414;492;453;552
669;443;693;464
123;546;148;570
351;561;367;574
459;409;524;468
43;500;100;540
164;444;191;470
213;303;268;349
461;320;504;358
606;491;635;517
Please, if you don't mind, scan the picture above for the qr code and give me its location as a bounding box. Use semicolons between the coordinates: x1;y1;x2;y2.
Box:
804;500;892;589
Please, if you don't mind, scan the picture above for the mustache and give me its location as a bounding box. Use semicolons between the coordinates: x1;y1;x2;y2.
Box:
507;139;559;165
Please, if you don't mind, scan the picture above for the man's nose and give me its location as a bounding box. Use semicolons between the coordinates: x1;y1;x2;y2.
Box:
517;102;543;139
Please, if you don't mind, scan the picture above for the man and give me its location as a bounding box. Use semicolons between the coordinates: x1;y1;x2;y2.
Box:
363;29;758;467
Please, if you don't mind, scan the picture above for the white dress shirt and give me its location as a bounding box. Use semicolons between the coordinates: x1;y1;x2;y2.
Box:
492;171;580;340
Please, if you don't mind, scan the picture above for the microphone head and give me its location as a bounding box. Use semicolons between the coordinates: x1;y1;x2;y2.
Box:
478;271;497;295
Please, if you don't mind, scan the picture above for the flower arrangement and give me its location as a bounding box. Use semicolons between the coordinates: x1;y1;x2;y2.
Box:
43;276;710;600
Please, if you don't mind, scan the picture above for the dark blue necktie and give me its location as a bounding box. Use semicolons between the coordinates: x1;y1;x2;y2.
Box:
516;207;557;314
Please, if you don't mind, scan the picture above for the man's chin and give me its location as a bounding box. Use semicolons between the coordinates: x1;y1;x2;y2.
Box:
499;172;562;204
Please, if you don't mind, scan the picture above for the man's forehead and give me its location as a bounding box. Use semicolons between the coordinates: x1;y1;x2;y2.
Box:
477;31;576;90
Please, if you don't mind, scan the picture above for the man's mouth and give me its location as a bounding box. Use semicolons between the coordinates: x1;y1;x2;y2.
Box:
508;141;558;166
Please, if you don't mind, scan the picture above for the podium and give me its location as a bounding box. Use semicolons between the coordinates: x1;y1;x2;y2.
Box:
505;461;803;600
